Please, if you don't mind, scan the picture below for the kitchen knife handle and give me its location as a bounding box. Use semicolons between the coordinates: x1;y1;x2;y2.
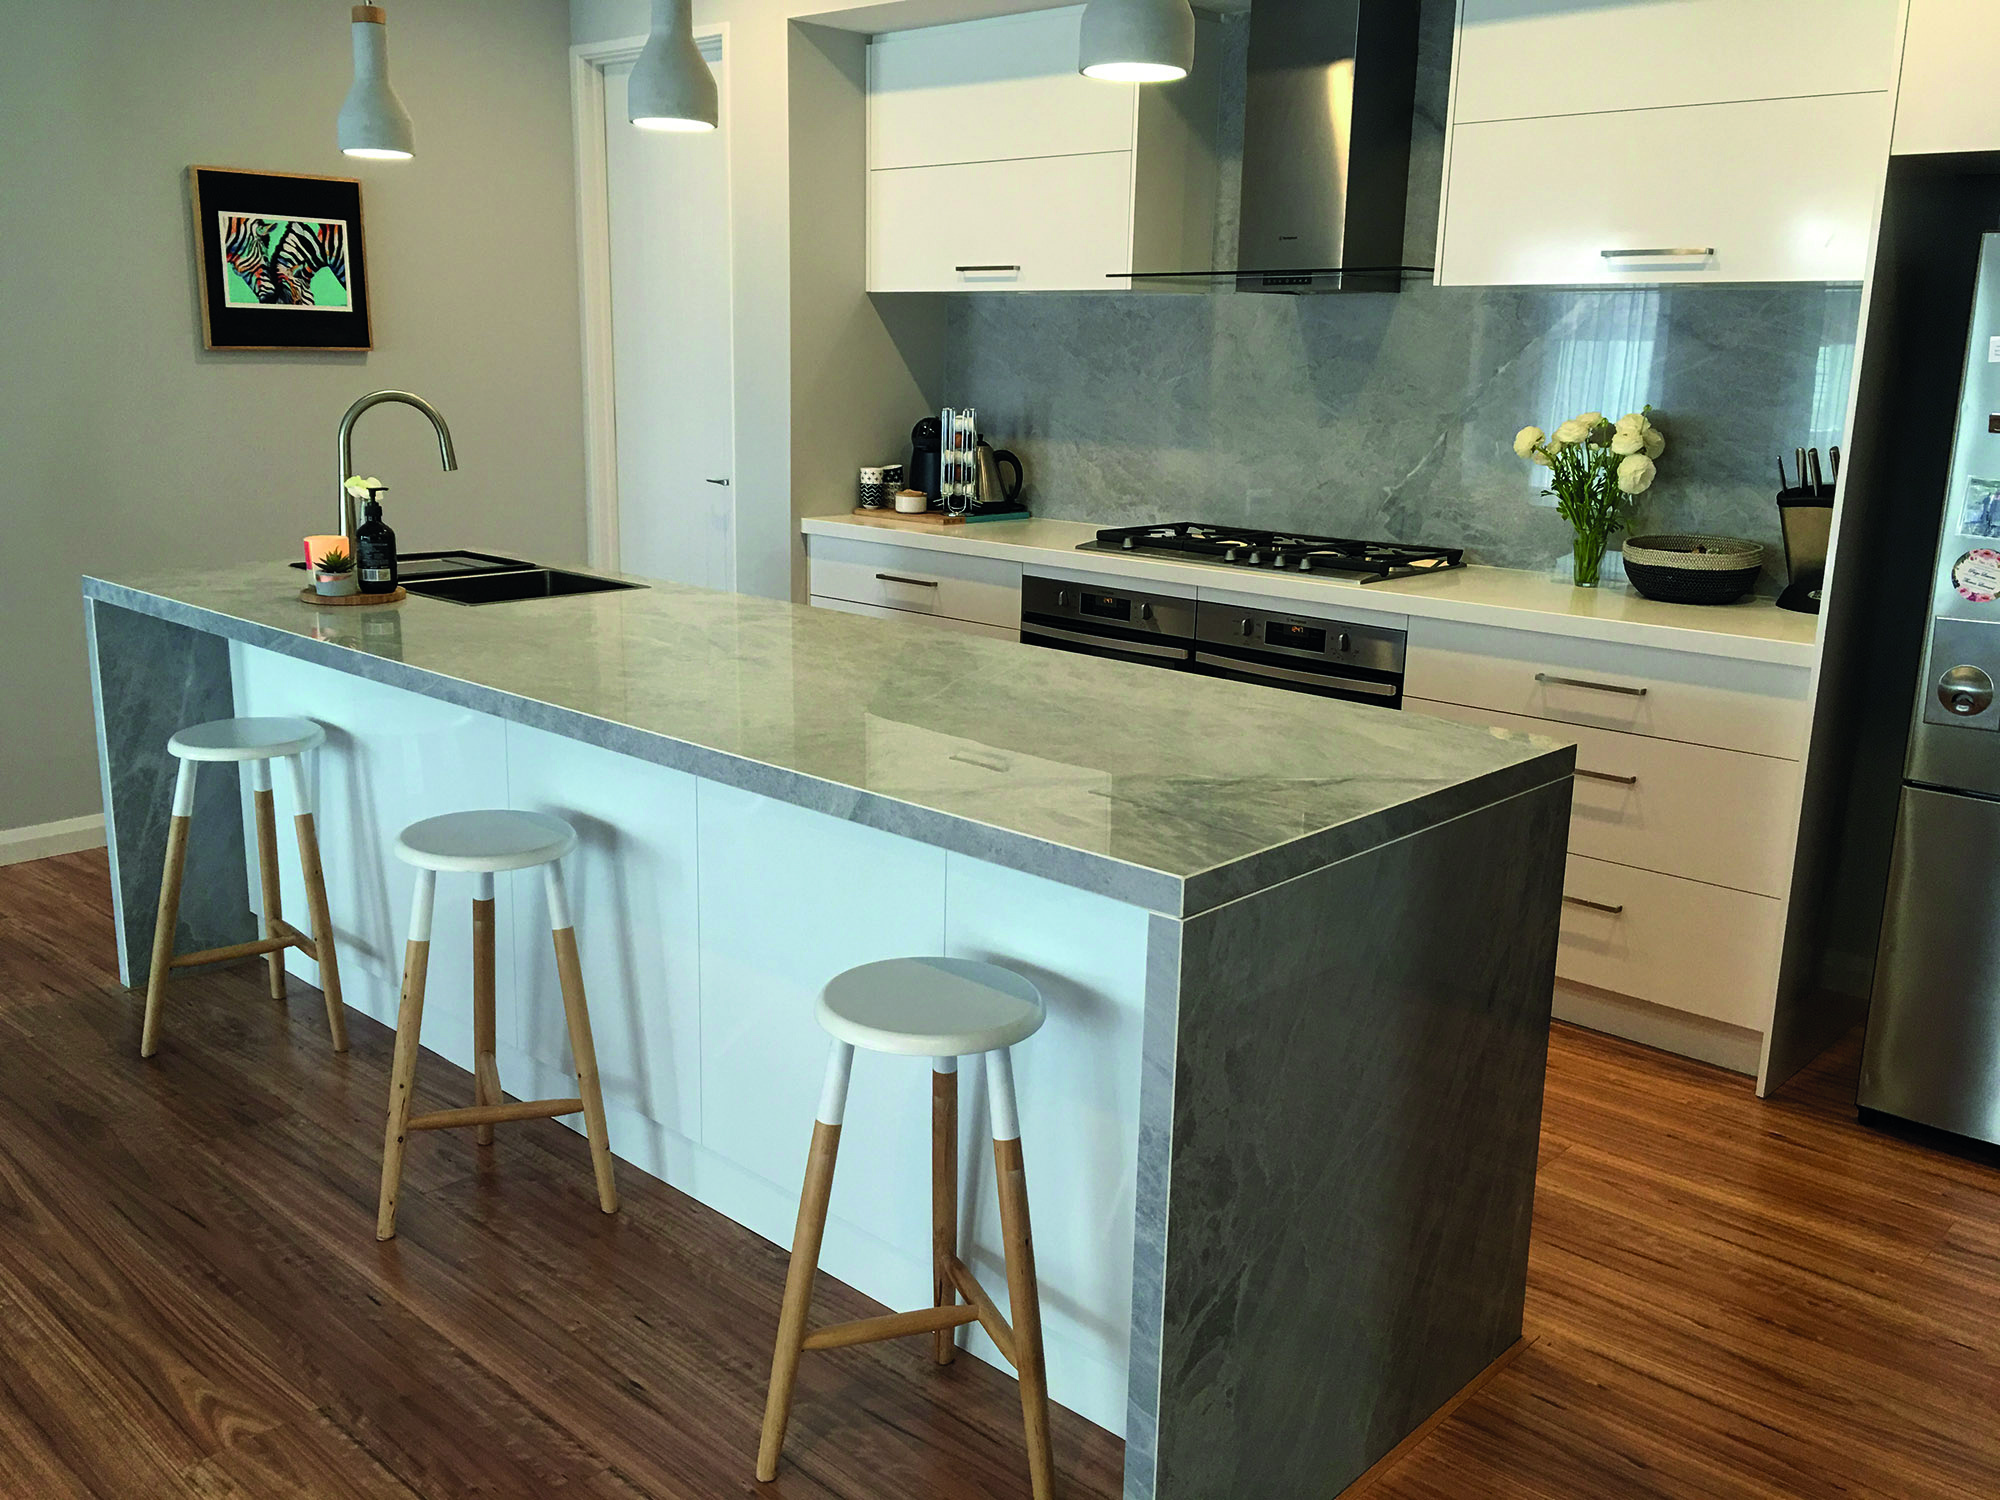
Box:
1535;672;1648;697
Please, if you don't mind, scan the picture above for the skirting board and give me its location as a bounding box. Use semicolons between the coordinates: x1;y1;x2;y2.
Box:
0;814;106;868
1554;979;1763;1076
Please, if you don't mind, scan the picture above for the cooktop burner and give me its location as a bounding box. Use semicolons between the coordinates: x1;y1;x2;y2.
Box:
1078;523;1465;584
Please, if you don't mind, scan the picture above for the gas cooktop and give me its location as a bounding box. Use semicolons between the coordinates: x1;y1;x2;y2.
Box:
1077;523;1465;584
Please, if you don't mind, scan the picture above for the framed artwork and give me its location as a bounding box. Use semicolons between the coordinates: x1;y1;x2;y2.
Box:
188;166;372;351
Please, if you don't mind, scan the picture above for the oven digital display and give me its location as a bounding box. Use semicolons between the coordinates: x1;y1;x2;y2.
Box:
1265;620;1326;653
1080;592;1131;621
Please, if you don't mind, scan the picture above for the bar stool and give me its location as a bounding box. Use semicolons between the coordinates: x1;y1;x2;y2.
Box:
757;956;1054;1500
375;809;618;1242
142;716;346;1059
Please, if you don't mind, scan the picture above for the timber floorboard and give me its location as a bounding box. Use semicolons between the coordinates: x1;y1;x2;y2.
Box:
2;849;1998;1497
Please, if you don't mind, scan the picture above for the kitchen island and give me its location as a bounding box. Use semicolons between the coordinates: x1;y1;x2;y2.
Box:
83;562;1573;1500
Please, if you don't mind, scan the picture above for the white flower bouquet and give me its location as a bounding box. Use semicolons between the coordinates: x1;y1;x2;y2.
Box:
1513;410;1667;587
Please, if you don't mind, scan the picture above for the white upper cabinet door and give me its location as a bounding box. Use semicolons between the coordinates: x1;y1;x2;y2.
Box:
1438;92;1890;286
1894;0;2000;155
869;151;1136;292
868;6;1137;170
1451;0;1900;123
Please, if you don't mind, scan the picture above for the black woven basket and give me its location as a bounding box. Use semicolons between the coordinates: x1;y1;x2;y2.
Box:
1621;535;1764;605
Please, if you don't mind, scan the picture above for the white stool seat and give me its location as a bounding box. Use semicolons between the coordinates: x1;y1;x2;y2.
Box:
168;716;325;762
394;809;578;873
818;957;1044;1057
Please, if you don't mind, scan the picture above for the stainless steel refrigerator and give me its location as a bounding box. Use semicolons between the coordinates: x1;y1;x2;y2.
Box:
1862;232;2000;1145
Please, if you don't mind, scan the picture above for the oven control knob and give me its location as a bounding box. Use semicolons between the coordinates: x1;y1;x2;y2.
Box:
1939;664;1994;717
1338;632;1351;653
1057;590;1071;608
1138;601;1153;621
1239;617;1254;636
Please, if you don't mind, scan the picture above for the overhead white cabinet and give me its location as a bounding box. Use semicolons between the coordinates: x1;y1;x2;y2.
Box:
865;6;1216;293
1893;0;2000;155
1436;0;1899;286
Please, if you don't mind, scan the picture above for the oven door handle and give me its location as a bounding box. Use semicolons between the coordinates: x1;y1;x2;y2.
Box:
1194;651;1398;697
1021;621;1192;662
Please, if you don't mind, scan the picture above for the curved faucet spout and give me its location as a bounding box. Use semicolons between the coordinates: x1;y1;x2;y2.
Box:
336;390;458;542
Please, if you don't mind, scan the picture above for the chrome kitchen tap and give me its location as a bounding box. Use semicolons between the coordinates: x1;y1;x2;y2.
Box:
336;390;457;544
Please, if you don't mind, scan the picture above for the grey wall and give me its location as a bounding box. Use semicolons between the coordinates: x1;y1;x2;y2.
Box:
943;3;1864;578
0;0;586;833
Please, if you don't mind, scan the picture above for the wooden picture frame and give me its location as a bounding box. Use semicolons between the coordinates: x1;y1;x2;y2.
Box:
189;166;373;351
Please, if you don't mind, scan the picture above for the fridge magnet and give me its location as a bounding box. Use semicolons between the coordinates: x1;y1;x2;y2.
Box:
1952;548;2000;603
188;166;372;351
1963;477;2000;539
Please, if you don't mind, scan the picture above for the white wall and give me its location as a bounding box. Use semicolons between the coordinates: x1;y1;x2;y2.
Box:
0;0;587;834
573;0;946;606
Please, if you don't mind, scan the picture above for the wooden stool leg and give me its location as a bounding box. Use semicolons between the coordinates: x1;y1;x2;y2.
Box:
377;869;436;1242
932;1056;959;1366
547;863;617;1214
757;1039;853;1483
286;754;348;1054
988;1048;1055;1500
140;759;197;1059
250;761;286;1002
472;872;499;1146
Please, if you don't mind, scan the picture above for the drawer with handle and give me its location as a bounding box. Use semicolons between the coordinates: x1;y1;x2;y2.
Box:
1556;853;1784;1032
1404;618;1811;759
1407;699;1801;895
806;536;1022;629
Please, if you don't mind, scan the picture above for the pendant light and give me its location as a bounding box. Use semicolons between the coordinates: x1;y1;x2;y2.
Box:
1078;0;1195;83
629;0;718;133
337;5;415;159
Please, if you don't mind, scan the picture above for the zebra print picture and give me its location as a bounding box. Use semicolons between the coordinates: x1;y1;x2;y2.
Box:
218;214;351;311
190;166;371;350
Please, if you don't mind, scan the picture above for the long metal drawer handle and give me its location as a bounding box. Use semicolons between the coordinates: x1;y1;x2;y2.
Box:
875;573;939;588
1600;247;1714;259
1573;768;1639;786
1021;621;1191;661
955;264;1021;272
1536;672;1647;698
1563;895;1626;915
1192;651;1398;697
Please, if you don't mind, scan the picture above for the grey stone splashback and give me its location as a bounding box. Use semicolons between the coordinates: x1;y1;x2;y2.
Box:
939;2;1863;582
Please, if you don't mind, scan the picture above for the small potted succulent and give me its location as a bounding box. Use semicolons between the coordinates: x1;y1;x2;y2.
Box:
1514;409;1668;588
311;542;359;597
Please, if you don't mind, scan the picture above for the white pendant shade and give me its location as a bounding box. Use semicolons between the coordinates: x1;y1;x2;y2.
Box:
1078;0;1195;82
337;5;415;159
629;0;718;133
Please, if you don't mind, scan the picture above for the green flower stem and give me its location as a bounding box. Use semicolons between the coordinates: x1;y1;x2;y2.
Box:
1542;431;1635;588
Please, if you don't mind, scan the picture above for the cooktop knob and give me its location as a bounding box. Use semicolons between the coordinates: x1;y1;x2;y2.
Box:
1247;551;1262;566
1299;557;1314;571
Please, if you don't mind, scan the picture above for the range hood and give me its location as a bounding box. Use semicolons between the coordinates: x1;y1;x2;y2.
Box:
1233;0;1421;293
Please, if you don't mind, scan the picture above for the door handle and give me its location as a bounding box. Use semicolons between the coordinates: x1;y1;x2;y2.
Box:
875;573;939;588
1573;768;1639;786
1536;672;1648;698
1563;895;1626;915
1600;247;1714;259
955;264;1021;273
705;477;730;486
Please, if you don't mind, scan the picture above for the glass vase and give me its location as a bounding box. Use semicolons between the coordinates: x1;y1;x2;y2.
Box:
1570;528;1611;589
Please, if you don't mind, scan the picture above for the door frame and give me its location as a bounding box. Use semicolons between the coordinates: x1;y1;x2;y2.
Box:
569;27;734;574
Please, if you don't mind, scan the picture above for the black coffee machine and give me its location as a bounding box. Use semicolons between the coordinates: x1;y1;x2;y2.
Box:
908;417;943;503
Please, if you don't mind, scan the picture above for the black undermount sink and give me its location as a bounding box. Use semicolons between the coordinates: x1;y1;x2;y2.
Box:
403;567;644;606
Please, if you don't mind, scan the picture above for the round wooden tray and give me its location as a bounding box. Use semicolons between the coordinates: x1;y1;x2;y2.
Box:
298;586;406;607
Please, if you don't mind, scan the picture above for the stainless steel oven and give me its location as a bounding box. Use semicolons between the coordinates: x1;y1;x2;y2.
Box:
1019;573;1407;707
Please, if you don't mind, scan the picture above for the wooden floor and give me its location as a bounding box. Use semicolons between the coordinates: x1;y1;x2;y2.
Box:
0;852;1995;1499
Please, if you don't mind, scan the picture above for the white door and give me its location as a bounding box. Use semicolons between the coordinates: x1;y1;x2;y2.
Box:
601;51;734;591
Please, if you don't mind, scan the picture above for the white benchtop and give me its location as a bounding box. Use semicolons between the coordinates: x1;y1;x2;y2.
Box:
801;513;1823;669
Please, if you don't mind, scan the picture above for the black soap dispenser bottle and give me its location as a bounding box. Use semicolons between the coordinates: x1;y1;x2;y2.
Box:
355;488;399;594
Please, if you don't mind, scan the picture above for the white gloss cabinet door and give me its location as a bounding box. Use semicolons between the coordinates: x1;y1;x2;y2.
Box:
809;595;1018;641
1893;0;2000;156
867;5;1135;170
1438;93;1890;287
230;642;513;1072
504;722;702;1146
868;152;1136;292
1451;0;1899;123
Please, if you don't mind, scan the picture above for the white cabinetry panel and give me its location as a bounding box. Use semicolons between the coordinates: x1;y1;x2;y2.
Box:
1439;93;1890;287
1452;0;1898;123
1559;854;1784;1031
869;151;1136;292
504;722;702;1141
1893;0;2000;156
807;534;1023;626
868;5;1134;169
810;594;1017;640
